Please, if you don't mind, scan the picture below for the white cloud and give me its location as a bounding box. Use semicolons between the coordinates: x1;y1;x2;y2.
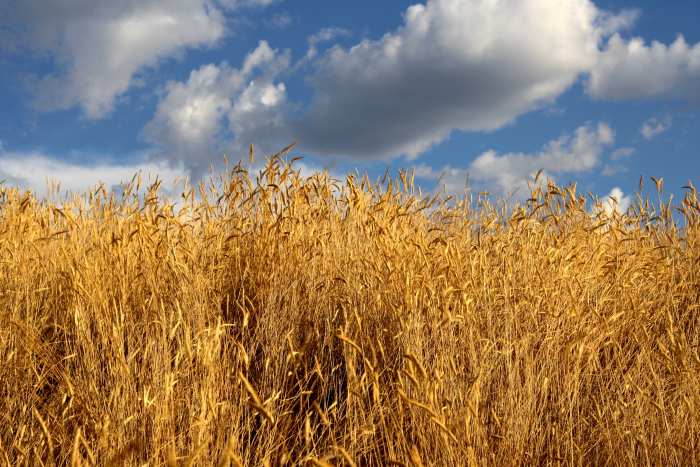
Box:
269;12;293;29
414;123;614;197
602;146;635;175
411;164;474;197
289;0;628;160
595;8;640;36
143;63;238;169
601;187;632;216
3;0;276;119
143;41;292;175
305;27;350;60
468;123;614;195
231;0;280;6
588;34;700;102
0;150;188;199
227;79;291;151
640;116;672;140
610;147;635;160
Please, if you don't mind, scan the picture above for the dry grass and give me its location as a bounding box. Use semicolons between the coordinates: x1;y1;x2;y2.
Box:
1;152;699;466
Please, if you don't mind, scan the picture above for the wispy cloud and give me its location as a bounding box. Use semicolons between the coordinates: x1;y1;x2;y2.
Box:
610;147;636;160
0;149;188;198
304;27;350;60
269;12;293;29
640;116;672;140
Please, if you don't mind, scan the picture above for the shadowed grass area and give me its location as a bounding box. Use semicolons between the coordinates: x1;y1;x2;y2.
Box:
1;153;699;465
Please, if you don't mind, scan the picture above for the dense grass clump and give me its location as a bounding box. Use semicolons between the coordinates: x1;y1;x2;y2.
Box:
1;153;699;466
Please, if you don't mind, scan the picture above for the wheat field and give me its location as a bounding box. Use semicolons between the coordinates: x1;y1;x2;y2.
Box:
1;153;699;466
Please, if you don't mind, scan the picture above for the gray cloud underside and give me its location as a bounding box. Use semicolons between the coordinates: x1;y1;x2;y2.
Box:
291;0;608;160
147;0;636;165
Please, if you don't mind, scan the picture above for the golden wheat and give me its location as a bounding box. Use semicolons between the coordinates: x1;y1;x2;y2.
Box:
0;153;699;465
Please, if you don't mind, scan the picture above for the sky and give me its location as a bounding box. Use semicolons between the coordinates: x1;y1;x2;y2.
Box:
0;0;698;211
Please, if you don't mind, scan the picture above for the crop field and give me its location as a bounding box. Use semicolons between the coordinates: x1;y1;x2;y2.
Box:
1;155;699;466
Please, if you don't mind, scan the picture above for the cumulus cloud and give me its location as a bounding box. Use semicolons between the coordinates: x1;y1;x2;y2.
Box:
144;64;234;157
286;0;629;160
1;0;275;119
414;123;614;197
136;0;647;169
143;41;292;175
226;77;291;155
588;34;700;102
640;116;672;140
0;150;188;199
600;187;632;216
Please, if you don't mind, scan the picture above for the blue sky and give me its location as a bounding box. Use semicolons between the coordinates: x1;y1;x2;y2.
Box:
0;0;698;211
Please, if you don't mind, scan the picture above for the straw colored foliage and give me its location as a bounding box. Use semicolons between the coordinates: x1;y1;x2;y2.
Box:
1;151;699;465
